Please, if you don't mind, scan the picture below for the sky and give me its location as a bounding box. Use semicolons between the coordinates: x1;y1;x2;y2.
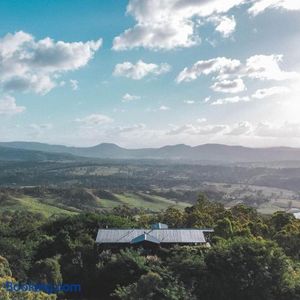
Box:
0;0;300;148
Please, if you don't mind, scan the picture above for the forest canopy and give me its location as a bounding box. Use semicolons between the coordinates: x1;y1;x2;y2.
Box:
0;195;300;299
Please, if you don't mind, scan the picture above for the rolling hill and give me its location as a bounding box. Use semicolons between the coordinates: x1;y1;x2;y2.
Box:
0;145;80;162
1;141;300;163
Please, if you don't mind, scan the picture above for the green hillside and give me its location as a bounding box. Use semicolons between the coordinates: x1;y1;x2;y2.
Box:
0;188;190;217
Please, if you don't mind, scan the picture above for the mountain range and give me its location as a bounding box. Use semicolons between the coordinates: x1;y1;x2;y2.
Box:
1;141;300;163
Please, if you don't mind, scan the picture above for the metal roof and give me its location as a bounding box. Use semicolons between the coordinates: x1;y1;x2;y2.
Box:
96;229;207;244
131;233;161;244
294;212;300;219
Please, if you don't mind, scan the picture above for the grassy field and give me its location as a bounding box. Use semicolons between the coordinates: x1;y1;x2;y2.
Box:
3;182;295;217
111;192;189;211
94;192;190;211
0;196;77;217
0;190;190;217
203;182;300;214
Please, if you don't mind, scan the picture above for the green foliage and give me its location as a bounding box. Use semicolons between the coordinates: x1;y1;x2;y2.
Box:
30;257;62;285
184;193;225;227
166;246;205;289
0;260;56;300
0;256;11;277
96;249;149;298
273;219;300;259
0;194;300;299
159;207;184;228
269;211;295;232
114;270;190;300
214;217;233;239
196;237;298;300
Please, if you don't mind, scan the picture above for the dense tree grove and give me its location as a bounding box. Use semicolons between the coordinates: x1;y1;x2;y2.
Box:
1;194;300;299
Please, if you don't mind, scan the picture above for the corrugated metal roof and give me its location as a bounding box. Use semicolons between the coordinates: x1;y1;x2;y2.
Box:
294;212;300;219
96;229;207;244
131;233;161;244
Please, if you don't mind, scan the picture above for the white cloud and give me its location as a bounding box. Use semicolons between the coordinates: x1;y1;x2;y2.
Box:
113;0;300;51
113;18;198;51
211;78;246;93
178;54;298;84
246;55;299;81
183;99;195;104
29;123;53;137
48;119;300;148
197;118;207;123
211;85;291;104
159;105;170;111
70;79;79;91
0;95;25;115
225;121;300;138
112;0;246;51
176;57;241;83
177;54;298;99
249;0;300;16
76;114;113;127
29;123;53;130
164;120;300;140
113;60;170;80
252;86;290;99
254;122;300;138
213;15;237;38
211;96;250;105
0;31;102;95
226;121;253;135
167;123;227;135
3;74;56;95
122;93;141;102
112;123;146;134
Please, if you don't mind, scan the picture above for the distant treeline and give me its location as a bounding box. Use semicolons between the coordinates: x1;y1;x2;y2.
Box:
1;160;300;192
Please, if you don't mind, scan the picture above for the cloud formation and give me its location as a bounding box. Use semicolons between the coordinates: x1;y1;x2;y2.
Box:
176;57;241;83
252;86;290;99
254;122;300;138
177;54;299;96
226;121;253;136
211;78;246;93
0;31;102;95
183;100;195;104
70;79;79;91
112;0;245;51
167;123;227;136
111;123;146;134
159;105;170;111
122;93;141;102
113;0;298;51
212;15;237;38
249;0;300;16
28;123;53;138
211;96;250;105
166;121;300;139
0;95;25;115
76;114;113;127
246;55;298;81
113;60;170;80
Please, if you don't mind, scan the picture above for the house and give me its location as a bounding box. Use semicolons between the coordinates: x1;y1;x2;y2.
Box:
287;208;300;219
294;212;300;219
95;223;213;248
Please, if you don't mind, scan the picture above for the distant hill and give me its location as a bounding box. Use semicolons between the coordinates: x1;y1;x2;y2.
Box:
0;145;80;162
1;141;300;163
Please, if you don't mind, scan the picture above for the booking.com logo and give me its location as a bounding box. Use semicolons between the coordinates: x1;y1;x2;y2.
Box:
4;281;81;294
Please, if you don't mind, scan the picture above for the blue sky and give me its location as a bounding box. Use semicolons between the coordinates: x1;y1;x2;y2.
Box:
0;0;300;148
